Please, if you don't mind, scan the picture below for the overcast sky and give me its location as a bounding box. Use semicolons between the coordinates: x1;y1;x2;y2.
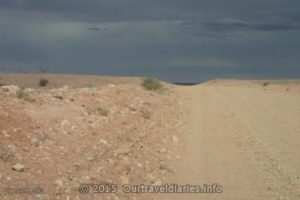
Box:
0;0;300;82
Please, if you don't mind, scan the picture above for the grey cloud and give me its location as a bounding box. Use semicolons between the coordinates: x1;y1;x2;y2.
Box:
86;27;108;32
254;23;300;31
87;27;101;31
3;0;297;23
181;20;196;26
202;21;250;32
202;21;300;32
0;0;186;22
282;13;300;23
194;32;238;38
0;0;300;82
180;19;300;38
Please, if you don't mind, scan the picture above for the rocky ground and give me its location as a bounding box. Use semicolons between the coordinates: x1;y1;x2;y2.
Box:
0;82;187;200
2;74;300;200
0;73;142;89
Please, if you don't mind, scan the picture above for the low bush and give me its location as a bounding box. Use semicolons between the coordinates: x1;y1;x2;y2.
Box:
263;82;270;87
142;77;163;91
39;79;49;87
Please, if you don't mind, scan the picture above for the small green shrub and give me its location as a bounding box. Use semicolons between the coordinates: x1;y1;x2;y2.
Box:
142;110;151;120
263;82;270;87
16;88;34;102
142;77;163;91
97;107;109;116
39;79;49;87
16;88;27;99
87;107;109;116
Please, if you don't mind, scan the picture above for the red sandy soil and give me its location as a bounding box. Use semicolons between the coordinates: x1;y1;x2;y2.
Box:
0;76;187;200
1;74;300;200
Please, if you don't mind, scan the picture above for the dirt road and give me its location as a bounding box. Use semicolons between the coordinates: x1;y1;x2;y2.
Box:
174;84;300;200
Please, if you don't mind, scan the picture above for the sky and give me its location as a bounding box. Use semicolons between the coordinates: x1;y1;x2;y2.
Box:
0;0;300;82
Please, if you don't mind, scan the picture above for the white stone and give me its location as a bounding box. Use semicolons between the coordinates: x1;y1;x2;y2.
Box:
54;179;64;187
1;85;20;95
172;135;179;143
159;147;168;153
31;138;39;144
99;139;108;145
12;163;25;172
81;176;91;181
153;180;162;186
61;120;71;128
2;130;10;138
135;162;143;168
146;174;156;183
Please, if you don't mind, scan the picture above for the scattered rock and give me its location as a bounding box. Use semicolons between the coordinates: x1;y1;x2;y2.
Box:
146;174;156;183
99;139;108;145
115;144;131;155
129;104;137;112
2;130;10;138
61;120;71;129
0;145;17;162
87;156;95;161
172;135;179;143
135;162;143;168
54;179;64;187
81;176;91;182
1;85;20;95
0;82;184;198
153;180;162;185
24;88;35;93
12;163;25;172
31;138;39;144
159;147;168;153
73;162;80;170
159;163;169;171
53;95;64;100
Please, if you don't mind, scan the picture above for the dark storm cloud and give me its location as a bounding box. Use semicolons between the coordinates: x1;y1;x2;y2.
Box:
86;27;108;32
0;0;186;22
0;0;300;82
2;0;297;22
202;21;300;32
180;18;300;38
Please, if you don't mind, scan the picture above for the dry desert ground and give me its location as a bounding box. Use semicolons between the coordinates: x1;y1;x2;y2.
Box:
0;74;300;200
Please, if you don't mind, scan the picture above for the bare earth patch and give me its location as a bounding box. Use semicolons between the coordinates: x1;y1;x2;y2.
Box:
1;76;300;200
0;82;187;200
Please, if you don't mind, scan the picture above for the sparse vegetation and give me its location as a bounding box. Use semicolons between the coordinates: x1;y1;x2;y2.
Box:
96;107;109;116
88;107;109;116
142;77;163;91
0;146;16;162
39;79;49;87
142;109;151;119
263;82;270;87
16;88;25;99
16;88;34;102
